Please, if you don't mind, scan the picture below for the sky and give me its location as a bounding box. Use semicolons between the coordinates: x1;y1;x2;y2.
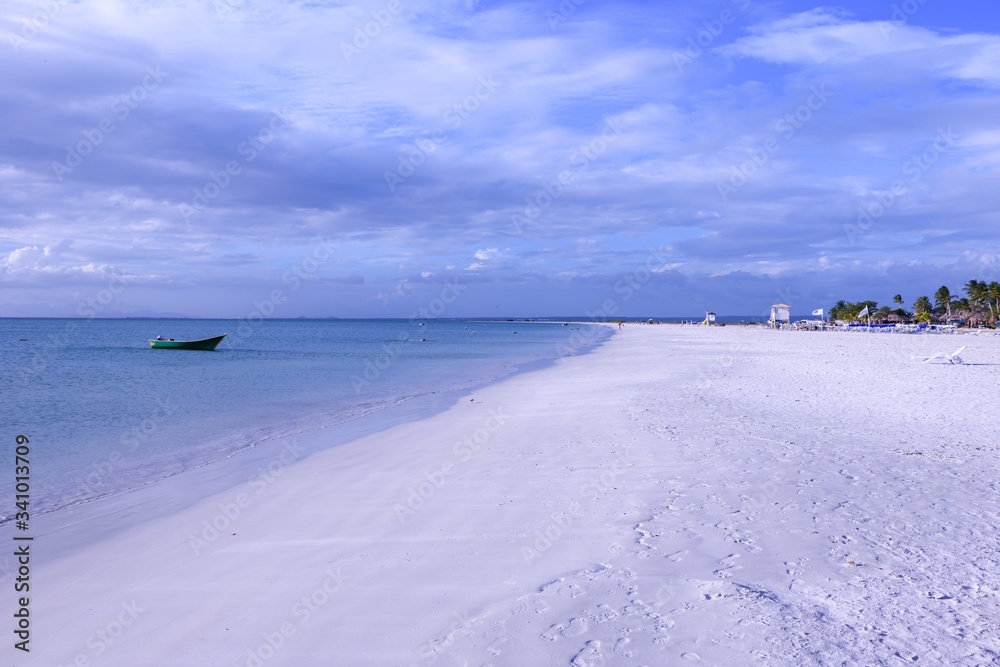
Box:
2;0;999;319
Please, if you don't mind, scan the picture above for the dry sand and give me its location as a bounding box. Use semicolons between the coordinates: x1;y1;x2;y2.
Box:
8;325;1000;666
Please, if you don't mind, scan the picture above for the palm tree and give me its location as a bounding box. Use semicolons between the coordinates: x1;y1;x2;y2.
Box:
990;281;1000;323
934;285;953;320
914;295;932;316
965;280;989;318
893;294;903;308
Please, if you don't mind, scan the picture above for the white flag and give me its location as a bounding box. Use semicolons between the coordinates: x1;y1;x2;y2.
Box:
812;308;824;316
857;306;869;318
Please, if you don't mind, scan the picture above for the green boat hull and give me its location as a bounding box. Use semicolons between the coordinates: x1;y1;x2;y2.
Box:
149;333;227;351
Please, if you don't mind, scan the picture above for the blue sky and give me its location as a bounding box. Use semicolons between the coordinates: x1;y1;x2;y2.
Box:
2;0;999;318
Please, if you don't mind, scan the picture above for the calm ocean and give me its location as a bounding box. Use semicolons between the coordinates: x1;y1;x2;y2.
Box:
1;318;608;521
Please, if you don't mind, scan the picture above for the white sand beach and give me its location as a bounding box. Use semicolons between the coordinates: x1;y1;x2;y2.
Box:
10;325;1000;666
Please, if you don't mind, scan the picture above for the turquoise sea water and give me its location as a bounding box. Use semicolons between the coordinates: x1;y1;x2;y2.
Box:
1;318;607;520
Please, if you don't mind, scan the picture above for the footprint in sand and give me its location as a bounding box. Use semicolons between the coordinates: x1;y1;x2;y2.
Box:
540;579;586;599
926;591;953;600
730;529;762;553
541;617;588;641
698;581;727;601
585;604;619;624
570;639;603;666
614;636;634;658
485;638;506;656
714;553;742;578
563;617;589;636
622;599;653;616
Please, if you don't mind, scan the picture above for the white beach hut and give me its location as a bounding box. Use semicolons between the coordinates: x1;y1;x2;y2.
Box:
770;303;791;328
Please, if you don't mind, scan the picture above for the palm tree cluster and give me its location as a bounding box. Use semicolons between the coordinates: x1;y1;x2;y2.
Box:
956;280;1000;325
828;279;1000;326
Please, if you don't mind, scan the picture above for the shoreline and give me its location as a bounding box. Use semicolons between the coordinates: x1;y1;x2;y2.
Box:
7;325;998;666
16;322;615;567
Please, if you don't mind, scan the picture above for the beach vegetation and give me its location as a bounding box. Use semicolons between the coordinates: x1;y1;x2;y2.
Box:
934;285;953;319
830;282;998;326
965;279;1000;322
829;299;878;322
914;295;932;315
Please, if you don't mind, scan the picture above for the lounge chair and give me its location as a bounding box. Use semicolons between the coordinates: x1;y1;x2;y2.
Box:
911;346;967;365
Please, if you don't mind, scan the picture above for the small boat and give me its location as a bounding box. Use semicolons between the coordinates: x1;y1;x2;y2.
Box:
149;333;227;351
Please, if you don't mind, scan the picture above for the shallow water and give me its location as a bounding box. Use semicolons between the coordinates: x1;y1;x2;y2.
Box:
1;318;607;518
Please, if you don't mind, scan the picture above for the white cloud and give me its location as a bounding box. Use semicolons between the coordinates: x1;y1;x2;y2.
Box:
1;245;117;282
473;247;500;261
725;10;1000;86
467;247;512;271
